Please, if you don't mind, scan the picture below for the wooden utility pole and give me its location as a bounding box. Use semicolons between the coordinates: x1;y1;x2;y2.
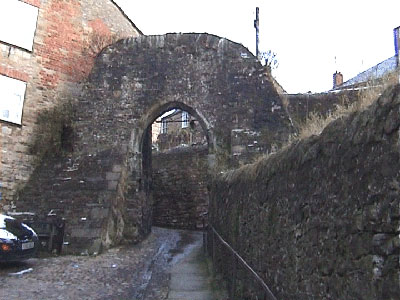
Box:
254;7;260;59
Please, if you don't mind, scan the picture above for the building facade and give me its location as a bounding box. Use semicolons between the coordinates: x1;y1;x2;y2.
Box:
153;109;207;152
0;0;141;207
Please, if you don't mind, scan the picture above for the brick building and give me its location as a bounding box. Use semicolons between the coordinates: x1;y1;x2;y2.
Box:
0;0;141;207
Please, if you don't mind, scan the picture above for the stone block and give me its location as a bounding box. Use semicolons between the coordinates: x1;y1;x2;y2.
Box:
2;126;12;135
70;228;102;239
90;207;109;219
112;164;122;172
107;180;118;191
106;172;120;181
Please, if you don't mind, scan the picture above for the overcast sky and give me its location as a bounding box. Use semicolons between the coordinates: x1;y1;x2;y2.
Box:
114;0;400;94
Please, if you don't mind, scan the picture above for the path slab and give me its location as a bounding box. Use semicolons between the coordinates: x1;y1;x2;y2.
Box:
170;275;209;290
167;231;226;300
168;290;214;300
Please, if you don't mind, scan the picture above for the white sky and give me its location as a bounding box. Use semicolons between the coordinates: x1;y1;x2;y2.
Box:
115;0;399;93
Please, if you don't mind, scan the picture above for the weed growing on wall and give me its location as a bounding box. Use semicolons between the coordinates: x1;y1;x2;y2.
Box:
294;70;399;140
29;99;75;162
247;69;399;167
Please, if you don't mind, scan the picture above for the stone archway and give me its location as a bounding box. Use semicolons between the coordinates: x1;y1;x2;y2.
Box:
139;100;214;151
17;33;293;254
139;101;213;230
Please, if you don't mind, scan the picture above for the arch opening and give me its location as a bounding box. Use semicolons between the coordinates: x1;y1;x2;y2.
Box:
139;101;213;153
139;102;212;230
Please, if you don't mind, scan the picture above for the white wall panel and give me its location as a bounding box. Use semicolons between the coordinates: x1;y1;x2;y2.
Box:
0;0;39;51
0;75;26;125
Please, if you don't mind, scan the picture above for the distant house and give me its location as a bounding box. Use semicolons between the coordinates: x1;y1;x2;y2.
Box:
332;26;399;90
153;109;206;152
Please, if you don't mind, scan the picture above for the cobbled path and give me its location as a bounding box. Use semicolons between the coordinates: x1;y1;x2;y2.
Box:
0;227;211;300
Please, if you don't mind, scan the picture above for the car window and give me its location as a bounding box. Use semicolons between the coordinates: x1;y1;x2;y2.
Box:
4;218;28;237
0;215;12;229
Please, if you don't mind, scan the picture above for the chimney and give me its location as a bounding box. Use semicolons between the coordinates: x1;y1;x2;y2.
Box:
394;26;400;67
333;71;343;89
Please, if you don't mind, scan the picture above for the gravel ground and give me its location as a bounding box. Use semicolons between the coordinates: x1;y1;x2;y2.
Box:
0;227;200;300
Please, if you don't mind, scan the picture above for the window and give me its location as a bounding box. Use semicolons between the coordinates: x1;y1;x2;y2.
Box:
0;75;26;125
0;0;39;51
182;111;189;128
161;119;168;134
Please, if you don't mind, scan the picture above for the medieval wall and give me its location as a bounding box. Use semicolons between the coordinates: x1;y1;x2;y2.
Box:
152;146;209;229
15;33;293;254
0;0;140;207
209;86;400;299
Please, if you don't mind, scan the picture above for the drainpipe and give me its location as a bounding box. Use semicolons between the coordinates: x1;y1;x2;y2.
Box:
394;26;400;83
394;26;400;67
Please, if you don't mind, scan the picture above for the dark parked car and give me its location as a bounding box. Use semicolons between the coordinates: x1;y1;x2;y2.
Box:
0;214;39;262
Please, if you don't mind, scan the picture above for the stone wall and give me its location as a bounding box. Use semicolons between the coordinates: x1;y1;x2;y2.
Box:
15;152;121;254
286;90;360;127
209;86;400;299
152;146;209;229
0;0;140;206
14;33;293;254
156;126;207;152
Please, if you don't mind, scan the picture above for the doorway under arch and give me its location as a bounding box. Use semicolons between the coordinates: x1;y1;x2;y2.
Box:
137;101;214;230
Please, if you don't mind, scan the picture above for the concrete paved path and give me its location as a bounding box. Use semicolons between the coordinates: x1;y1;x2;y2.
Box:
167;231;227;300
